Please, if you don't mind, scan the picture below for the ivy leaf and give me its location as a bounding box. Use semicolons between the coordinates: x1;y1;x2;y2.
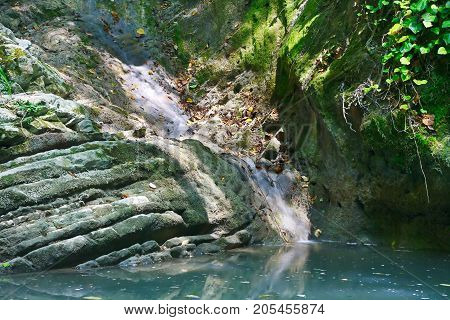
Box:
422;13;436;23
400;104;409;111
400;56;411;65
419;46;431;54
397;36;409;43
443;33;450;45
413;79;428;85
382;52;394;63
423;21;433;28
400;42;415;53
430;4;438;13
437;47;448;55
400;67;411;81
404;18;423;34
363;87;373;94
443;21;450;28
402;95;412;101
430;27;440;35
410;0;428;12
388;23;403;35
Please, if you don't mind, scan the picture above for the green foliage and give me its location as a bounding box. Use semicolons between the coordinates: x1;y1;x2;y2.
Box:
16;101;45;115
172;23;191;67
0;66;11;95
365;0;449;110
0;47;28;95
15;101;46;126
241;29;277;72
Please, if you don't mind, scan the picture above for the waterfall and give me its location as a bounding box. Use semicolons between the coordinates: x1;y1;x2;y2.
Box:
79;0;310;243
242;158;311;242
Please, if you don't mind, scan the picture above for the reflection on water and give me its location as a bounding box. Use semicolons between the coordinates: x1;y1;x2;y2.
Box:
1;243;449;300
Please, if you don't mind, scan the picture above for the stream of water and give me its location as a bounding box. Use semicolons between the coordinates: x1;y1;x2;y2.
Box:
27;1;448;301
1;242;448;300
78;0;311;241
80;0;189;138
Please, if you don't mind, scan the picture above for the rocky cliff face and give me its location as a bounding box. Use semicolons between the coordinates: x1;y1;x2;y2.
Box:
271;0;450;249
0;90;276;273
160;0;449;250
0;19;295;273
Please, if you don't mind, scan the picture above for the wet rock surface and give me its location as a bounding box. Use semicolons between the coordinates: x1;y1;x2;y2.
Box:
0;79;280;273
0;2;312;274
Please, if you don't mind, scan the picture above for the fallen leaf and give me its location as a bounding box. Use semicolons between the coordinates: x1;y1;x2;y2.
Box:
136;28;146;37
111;11;120;24
314;229;322;238
422;114;435;127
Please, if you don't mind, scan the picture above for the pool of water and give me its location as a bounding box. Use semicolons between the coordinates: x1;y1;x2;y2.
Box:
0;242;448;300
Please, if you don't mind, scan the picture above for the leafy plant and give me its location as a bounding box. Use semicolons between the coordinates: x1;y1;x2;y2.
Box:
364;0;449;111
0;66;12;95
17;101;45;115
15;101;45;126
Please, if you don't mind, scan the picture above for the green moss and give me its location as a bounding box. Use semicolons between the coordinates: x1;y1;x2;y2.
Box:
229;0;283;73
172;23;191;67
420;71;449;139
241;28;277;72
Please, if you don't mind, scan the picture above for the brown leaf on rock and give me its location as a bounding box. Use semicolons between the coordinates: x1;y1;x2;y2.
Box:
111;11;120;24
422;114;435;127
101;18;110;33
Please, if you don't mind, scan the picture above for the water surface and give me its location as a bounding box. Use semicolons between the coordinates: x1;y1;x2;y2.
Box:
1;242;448;300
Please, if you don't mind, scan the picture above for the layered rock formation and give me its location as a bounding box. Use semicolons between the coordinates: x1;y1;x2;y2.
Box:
0;22;291;273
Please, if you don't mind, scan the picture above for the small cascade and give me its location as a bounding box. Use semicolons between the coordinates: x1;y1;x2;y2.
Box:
79;0;310;243
120;62;189;138
242;158;311;242
80;0;189;138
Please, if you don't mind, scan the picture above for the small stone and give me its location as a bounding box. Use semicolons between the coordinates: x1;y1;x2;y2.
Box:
141;240;160;254
149;182;157;189
314;229;322;238
76;119;98;133
132;127;146;138
76;260;100;270
272;164;283;174
301;175;309;182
